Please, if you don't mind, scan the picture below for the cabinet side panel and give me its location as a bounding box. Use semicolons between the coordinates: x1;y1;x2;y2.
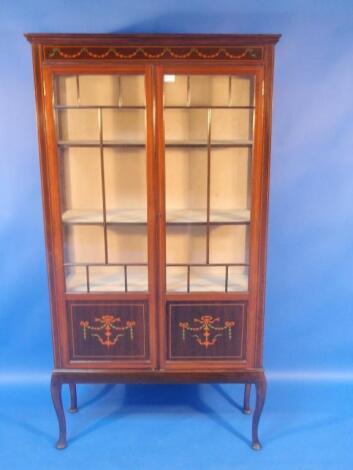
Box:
254;45;276;367
31;44;62;367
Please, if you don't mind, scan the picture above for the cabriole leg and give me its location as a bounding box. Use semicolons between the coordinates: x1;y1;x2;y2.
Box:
243;384;251;414
69;383;78;413
252;374;267;450
51;375;67;449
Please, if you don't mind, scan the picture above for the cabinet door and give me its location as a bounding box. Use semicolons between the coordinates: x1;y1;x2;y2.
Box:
43;67;157;368
157;67;263;368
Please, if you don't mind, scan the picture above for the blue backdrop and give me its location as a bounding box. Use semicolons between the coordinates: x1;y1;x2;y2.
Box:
0;1;352;468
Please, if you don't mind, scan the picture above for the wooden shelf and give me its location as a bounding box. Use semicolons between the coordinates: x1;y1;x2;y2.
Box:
62;209;251;225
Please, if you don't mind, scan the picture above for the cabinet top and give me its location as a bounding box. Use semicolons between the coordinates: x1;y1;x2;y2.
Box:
25;33;281;46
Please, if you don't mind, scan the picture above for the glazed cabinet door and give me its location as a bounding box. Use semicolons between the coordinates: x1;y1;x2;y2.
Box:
43;66;157;368
156;66;264;369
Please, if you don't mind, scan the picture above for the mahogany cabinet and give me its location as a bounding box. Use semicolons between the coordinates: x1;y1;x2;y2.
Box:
26;33;280;450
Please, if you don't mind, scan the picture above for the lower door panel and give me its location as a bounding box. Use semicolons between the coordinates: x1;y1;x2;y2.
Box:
68;300;150;362
166;301;247;362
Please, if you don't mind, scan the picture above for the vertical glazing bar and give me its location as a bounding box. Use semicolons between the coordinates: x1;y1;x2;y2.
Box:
98;108;108;264
118;76;122;107
76;75;80;106
86;265;90;293
206;108;212;264
124;265;128;292
186;75;191;107
228;75;232;107
225;265;229;292
187;266;191;293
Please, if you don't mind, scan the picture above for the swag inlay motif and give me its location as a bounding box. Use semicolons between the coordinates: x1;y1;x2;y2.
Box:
80;314;136;348
45;46;262;61
179;315;235;349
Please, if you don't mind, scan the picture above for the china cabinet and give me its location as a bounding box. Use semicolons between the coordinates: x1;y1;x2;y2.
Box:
26;33;280;450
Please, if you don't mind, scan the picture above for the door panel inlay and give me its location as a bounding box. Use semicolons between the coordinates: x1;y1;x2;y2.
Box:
80;315;136;348
168;302;246;360
179;315;235;349
68;301;149;360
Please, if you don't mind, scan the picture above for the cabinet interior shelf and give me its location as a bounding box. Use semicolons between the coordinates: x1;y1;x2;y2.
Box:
62;209;251;225
55;105;255;110
58;140;253;148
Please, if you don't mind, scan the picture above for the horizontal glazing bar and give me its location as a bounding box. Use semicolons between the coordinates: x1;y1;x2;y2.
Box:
165;220;250;226
167;263;249;267
164;105;255;110
55;105;146;110
165;140;253;147
58;140;145;147
61;221;149;226
64;262;147;267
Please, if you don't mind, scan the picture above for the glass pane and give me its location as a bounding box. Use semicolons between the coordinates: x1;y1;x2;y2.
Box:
89;266;125;292
103;109;145;143
55;74;146;107
65;266;86;293
166;225;206;264
107;226;147;264
164;109;208;144
120;75;145;106
165;148;207;222
164;75;188;106
190;266;225;292
55;75;77;105
54;73;148;292
105;148;147;222
228;266;248;292
167;266;188;292
163;74;255;107
230;75;255;106
209;225;249;264
127;266;148;291
79;75;120;106
60;148;103;223
57;109;99;142
210;148;251;222
212;109;253;142
163;72;255;293
189;75;229;106
64;225;105;264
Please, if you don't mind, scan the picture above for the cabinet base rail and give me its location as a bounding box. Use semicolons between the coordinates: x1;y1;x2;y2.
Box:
51;369;266;451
